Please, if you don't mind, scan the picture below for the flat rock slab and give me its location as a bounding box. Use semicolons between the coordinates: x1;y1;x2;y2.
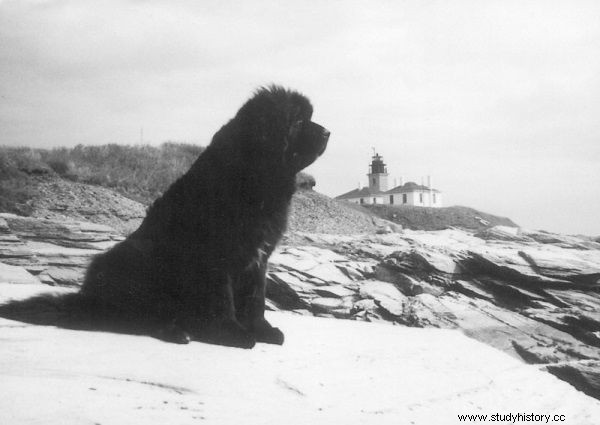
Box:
520;247;600;280
0;262;40;285
313;285;355;298
1;310;599;424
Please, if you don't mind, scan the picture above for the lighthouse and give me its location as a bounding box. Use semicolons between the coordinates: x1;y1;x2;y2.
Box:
336;151;443;207
367;152;389;192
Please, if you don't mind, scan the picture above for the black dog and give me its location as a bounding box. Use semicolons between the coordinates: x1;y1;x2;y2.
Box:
80;86;330;348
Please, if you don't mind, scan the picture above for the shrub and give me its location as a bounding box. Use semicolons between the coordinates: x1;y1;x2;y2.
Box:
47;159;70;176
296;172;316;190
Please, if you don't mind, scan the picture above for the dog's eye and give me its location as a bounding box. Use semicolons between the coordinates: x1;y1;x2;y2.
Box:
288;119;304;140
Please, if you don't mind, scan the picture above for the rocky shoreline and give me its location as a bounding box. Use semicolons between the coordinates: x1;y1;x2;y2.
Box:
1;213;599;400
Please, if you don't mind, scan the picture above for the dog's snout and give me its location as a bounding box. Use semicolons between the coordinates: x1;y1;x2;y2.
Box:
310;121;330;141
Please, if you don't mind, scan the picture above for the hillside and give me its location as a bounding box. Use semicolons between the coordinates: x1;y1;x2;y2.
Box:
4;175;147;235
5;171;516;238
1;144;526;236
1;143;203;205
363;204;518;231
287;190;378;234
0;145;322;234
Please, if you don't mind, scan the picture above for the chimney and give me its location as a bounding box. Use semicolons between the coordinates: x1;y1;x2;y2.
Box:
399;176;404;186
358;181;362;190
428;175;433;207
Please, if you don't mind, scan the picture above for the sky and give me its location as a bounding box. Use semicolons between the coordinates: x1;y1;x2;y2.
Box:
1;0;599;235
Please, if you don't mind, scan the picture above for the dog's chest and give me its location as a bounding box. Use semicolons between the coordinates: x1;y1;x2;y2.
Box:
239;215;283;269
244;241;271;271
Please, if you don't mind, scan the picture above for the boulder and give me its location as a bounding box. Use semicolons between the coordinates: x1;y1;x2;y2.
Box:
374;266;443;296
313;285;355;298
39;267;84;287
358;280;407;318
336;262;372;281
519;248;600;284
523;229;600;250
266;273;311;310
381;248;464;276
310;297;353;317
0;214;118;288
464;248;572;286
0;213;115;245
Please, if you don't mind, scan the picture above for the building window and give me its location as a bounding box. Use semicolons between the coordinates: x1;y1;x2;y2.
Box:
402;194;407;204
389;195;394;204
419;193;423;203
360;198;364;204
373;198;377;204
372;178;376;186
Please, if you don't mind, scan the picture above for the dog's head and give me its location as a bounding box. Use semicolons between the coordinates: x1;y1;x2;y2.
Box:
235;85;330;174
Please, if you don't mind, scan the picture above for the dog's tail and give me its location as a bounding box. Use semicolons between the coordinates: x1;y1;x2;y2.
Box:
0;292;97;329
0;290;162;336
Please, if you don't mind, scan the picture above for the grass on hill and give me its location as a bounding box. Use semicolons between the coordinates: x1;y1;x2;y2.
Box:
1;143;317;214
1;143;203;205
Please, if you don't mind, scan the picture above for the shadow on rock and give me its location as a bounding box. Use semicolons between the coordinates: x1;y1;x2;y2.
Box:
0;293;158;337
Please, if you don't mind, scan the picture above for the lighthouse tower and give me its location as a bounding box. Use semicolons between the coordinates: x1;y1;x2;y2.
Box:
367;152;388;192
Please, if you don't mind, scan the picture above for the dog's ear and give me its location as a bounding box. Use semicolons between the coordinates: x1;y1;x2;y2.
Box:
281;105;306;156
286;100;311;138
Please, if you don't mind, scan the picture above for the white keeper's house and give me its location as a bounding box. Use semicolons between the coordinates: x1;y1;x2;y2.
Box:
335;152;443;207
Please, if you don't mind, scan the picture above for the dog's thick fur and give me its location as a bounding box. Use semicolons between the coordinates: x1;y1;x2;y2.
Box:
80;86;329;347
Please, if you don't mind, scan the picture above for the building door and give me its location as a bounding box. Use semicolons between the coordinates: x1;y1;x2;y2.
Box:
389;195;394;204
402;194;407;204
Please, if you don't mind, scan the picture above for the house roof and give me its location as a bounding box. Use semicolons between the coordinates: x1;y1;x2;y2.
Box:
386;181;441;194
335;187;386;200
336;182;441;200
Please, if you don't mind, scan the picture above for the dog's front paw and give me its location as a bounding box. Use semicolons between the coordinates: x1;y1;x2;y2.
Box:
255;326;284;345
204;320;257;349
